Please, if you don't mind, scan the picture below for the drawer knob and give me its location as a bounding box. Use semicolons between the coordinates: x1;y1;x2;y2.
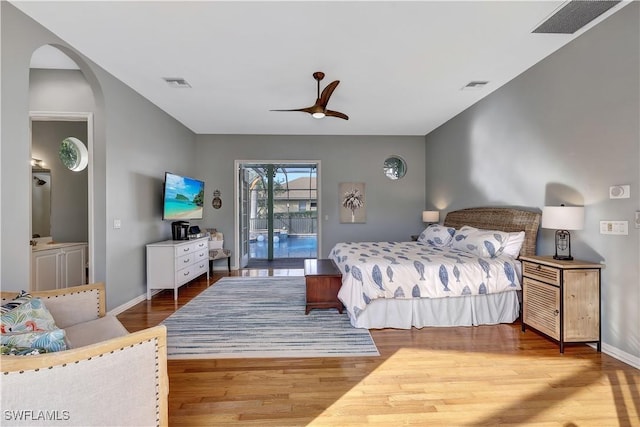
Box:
554;310;559;316
536;265;542;270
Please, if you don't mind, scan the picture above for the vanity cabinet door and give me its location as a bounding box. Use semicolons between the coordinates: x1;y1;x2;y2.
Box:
62;244;87;287
32;249;60;291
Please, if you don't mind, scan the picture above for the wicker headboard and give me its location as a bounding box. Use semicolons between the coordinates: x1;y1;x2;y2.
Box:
443;207;541;257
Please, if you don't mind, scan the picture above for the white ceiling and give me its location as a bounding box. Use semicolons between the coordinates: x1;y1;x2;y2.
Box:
12;1;629;136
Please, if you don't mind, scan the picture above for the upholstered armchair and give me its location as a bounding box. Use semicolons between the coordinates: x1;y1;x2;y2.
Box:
1;284;169;426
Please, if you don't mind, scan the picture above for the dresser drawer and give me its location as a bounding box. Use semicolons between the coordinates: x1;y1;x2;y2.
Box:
194;248;208;264
175;243;194;257
175;264;195;285
176;253;193;269
192;239;208;251
523;261;560;286
193;259;209;277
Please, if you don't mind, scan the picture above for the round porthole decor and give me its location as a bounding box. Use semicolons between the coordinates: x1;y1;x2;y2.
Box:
212;189;222;209
59;137;88;172
383;155;407;180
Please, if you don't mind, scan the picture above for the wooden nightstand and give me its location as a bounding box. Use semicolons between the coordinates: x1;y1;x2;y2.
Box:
304;259;343;314
520;255;603;353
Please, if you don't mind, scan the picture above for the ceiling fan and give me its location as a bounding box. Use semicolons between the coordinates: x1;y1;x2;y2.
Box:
271;71;349;120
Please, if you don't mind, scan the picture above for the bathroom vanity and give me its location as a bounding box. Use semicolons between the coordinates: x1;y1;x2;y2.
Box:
31;241;88;291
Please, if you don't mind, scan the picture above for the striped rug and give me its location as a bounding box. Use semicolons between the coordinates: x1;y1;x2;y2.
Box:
162;276;379;359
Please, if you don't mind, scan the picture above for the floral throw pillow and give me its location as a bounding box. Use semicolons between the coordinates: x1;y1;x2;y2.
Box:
417;224;456;247
1;297;58;334
1;290;32;315
1;297;67;354
450;226;508;258
1;329;67;354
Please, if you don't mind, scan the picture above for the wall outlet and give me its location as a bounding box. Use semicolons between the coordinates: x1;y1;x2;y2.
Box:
609;185;630;199
600;220;628;235
113;219;122;229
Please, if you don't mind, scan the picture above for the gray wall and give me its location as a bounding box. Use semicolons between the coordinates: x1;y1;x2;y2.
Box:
193;135;426;263
31;120;88;243
1;3;196;309
425;3;639;361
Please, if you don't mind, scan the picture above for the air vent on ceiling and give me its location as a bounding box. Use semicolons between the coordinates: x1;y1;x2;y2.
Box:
461;81;489;91
533;0;621;34
163;77;192;88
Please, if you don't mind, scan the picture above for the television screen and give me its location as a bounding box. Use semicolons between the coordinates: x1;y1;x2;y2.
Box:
162;172;204;220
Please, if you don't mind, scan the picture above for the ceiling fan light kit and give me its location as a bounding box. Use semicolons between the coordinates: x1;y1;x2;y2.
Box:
271;71;349;120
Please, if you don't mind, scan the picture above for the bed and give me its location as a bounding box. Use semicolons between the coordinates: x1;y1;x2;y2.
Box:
329;207;541;329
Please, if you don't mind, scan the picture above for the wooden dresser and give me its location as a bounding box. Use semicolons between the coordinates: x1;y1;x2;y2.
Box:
520;255;603;353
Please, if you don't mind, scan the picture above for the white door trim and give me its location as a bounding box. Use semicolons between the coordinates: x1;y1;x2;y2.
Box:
29;111;95;283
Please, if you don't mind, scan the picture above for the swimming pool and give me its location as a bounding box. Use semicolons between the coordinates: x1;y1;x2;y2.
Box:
249;235;317;259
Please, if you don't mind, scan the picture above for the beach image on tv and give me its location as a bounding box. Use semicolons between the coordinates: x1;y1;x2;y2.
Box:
164;173;204;220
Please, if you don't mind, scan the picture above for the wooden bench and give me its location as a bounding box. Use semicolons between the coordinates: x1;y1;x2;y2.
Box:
304;259;344;314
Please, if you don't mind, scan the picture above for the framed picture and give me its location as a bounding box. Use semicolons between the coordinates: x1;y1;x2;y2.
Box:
340;182;366;223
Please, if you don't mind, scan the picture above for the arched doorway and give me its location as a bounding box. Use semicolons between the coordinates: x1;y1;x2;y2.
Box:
29;44;96;287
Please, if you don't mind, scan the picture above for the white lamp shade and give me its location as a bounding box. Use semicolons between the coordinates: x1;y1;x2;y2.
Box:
422;210;439;223
541;206;584;230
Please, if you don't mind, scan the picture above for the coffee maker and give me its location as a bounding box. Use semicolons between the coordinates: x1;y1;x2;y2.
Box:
171;221;189;240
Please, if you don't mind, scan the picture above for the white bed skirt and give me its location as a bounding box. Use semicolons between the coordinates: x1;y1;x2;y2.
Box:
347;291;520;329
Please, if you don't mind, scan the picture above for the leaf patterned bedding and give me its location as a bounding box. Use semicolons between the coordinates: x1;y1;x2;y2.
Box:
329;241;521;320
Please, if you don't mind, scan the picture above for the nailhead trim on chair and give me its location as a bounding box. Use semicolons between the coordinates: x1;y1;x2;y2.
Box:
2;338;163;426
42;288;102;318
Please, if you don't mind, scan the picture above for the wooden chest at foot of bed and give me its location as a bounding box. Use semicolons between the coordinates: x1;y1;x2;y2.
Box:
304;259;344;314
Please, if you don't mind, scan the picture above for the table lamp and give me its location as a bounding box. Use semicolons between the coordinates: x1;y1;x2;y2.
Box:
541;205;584;260
422;210;439;224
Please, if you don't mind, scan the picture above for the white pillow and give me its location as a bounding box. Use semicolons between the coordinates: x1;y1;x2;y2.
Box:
417;224;455;247
502;231;526;258
456;226;525;258
450;226;508;258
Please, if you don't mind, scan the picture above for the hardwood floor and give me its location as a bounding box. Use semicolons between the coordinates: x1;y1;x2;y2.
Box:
117;271;640;426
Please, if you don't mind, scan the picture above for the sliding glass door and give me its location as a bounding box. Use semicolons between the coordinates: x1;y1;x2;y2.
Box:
237;162;319;267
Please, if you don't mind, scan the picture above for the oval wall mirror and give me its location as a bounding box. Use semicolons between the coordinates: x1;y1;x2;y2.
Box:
383;156;407;180
59;136;88;171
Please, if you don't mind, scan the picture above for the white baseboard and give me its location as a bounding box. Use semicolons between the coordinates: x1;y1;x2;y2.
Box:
596;343;640;370
108;290;161;316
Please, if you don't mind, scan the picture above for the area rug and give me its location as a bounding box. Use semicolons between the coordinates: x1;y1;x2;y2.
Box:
162;276;379;359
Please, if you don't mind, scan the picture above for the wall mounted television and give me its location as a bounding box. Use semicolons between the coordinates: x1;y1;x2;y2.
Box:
162;172;205;220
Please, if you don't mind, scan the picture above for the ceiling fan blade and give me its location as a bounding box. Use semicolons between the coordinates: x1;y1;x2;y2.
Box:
325;110;349;120
270;106;316;114
319;80;340;107
270;73;347;120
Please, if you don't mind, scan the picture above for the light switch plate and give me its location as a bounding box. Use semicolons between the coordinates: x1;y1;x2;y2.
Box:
600;220;628;235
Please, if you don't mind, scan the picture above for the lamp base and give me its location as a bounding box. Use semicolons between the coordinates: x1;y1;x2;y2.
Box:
554;229;573;261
